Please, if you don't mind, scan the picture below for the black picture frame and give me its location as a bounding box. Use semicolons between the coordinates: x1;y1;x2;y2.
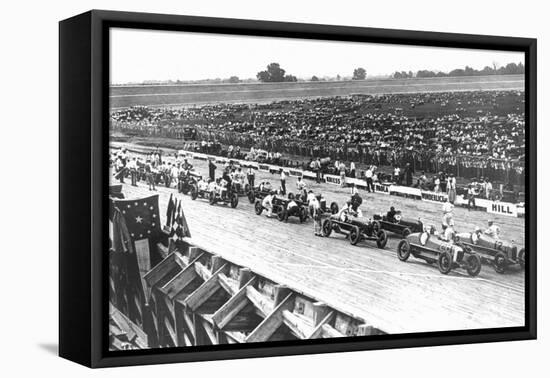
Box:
59;9;537;368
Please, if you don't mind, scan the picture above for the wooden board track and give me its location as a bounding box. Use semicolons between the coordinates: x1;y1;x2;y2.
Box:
111;145;525;336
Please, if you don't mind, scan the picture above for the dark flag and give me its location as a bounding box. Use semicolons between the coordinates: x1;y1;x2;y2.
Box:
113;195;161;242
166;193;175;230
174;199;192;239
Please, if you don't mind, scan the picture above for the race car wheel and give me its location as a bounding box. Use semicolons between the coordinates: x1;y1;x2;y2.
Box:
209;191;216;205
466;254;482;277
277;208;286;222
397;239;411;261
244;184;250;194
330;202;339;214
402;227;411;238
372;221;381;233
349;226;361;245
248;191;256;204
376;230;388;249
494;252;507;274
254;201;263;215
321;219;332;237
190;185;198;200
438;251;453;275
518;248;525;269
230;194;238;208
299;207;308;223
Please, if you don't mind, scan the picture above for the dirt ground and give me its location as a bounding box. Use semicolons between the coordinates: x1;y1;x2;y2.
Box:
110;142;526;334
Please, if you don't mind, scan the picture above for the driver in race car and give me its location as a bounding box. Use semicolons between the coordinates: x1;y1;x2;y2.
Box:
334;200;362;222
386;206;398;222
284;193;301;222
218;177;228;199
259;180;272;193
197;176;209;192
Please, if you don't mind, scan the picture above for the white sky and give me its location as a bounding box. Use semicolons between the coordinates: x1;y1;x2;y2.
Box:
110;28;524;84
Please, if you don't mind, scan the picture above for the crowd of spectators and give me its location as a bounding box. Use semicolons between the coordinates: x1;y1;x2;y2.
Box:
110;90;525;185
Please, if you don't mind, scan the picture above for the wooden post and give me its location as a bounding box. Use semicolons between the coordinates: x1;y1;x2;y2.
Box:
238;268;252;289
273;285;290;306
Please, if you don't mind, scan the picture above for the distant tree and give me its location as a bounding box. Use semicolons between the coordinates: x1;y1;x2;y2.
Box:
284;74;298;82
228;76;240;83
352;67;367;80
311;75;319;81
256;63;287;82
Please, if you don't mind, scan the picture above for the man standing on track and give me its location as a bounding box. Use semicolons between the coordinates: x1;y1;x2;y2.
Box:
311;194;322;236
365;166;374;192
208;159;217;181
442;199;454;229
280;169;287;195
128;157;138;186
247;167;255;188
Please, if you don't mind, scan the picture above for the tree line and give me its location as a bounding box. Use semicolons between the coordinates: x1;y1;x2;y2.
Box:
392;62;524;79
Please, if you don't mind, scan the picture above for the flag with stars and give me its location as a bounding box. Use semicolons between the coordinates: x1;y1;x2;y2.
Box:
113;195;161;243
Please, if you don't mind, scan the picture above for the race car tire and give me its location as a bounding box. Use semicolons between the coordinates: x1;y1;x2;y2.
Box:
190;185;198;200
244;184;250;194
438;251;453;275
277;208;286;222
372;220;381;233
376;230;388;249
209;191;216;205
518;248;525;269
397;239;411;261
494;252;507;274
466;254;482;277
299;207;308;223
230;194;239;208
330;202;339;214
248;191;256;204
321;219;332;237
254;201;263;215
402;227;412;238
349;226;361;245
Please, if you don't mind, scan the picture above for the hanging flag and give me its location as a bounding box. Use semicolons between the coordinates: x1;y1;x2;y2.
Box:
175;200;192;238
165;193;175;229
113;195;161;242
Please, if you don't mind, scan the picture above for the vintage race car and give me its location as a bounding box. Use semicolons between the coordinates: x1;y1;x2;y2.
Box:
321;215;388;248
455;231;525;273
178;171;201;194
231;181;252;197
372;211;423;238
396;232;482;276
208;190;239;208
247;181;275;203
189;183;210;201
254;197;308;222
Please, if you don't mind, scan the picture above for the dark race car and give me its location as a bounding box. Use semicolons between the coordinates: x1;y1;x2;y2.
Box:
396;232;482;276
209;189;239;208
321;215;388;248
455;230;525;273
178;171;201;194
254;196;308;223
372;210;423;238
247;181;275;203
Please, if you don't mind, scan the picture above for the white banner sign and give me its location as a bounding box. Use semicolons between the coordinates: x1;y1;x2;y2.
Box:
389;185;422;197
421;190;449;203
324;174;342;186
487;201;518;217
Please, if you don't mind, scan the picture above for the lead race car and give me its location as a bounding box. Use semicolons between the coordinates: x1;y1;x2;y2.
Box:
321;213;388;248
255;195;308;223
372;209;423;238
396;231;482;276
455;229;525;273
